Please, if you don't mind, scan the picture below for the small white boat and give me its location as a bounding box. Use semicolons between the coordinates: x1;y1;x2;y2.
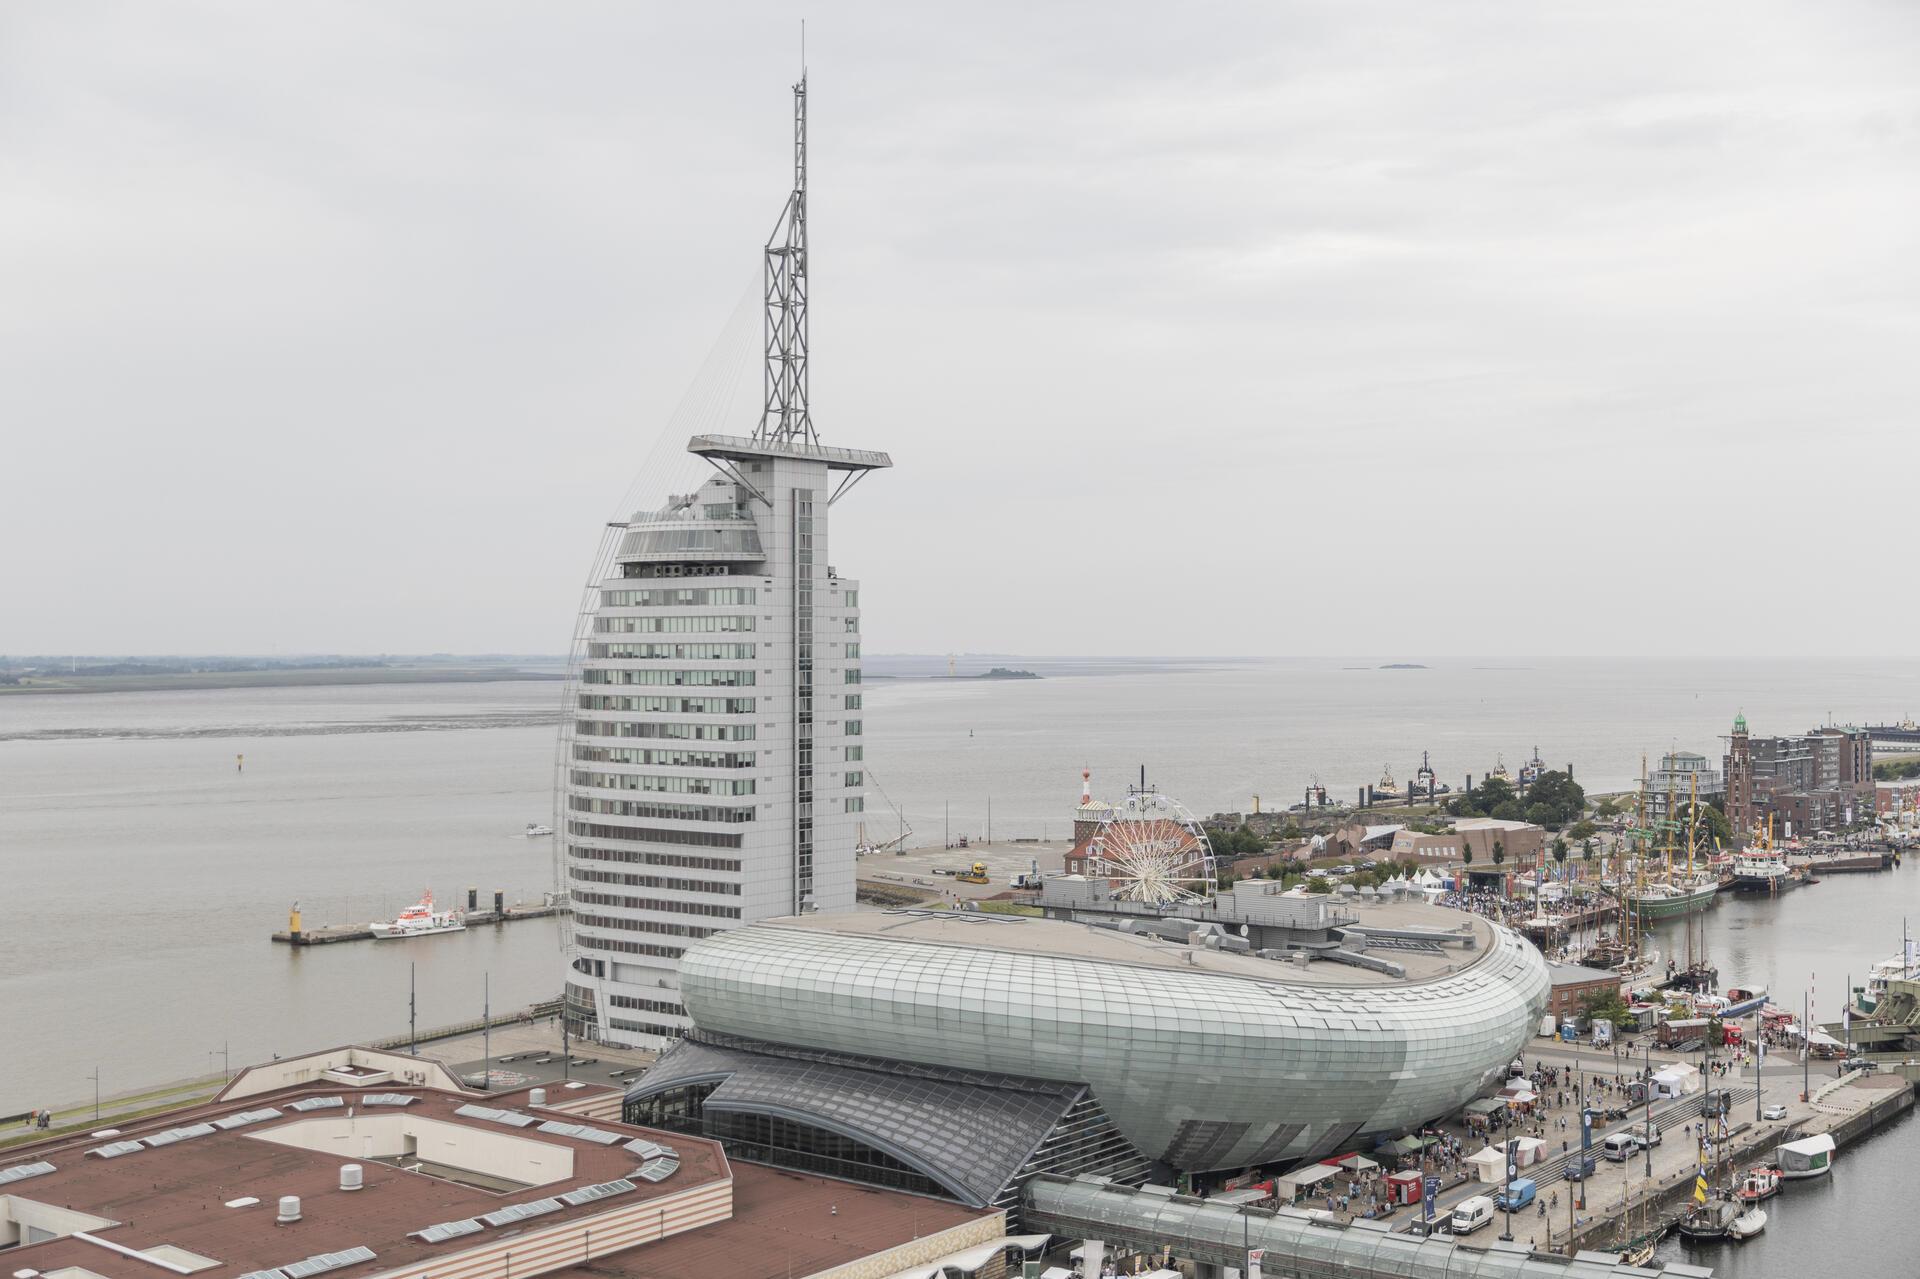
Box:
524;822;554;837
370;890;466;939
1728;1207;1767;1240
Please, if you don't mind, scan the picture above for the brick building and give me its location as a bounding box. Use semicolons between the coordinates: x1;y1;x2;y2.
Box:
1546;962;1622;1023
1724;715;1874;843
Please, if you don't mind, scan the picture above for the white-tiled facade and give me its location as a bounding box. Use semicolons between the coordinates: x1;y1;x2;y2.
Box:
563;449;874;1048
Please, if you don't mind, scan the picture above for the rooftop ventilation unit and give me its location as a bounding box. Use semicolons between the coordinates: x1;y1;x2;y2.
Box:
408;1220;483;1245
558;1179;636;1207
213;1108;285;1130
359;1094;416;1107
623;1139;677;1159
276;1196;303;1225
86;1141;145;1159
288;1097;345;1113
478;1199;562;1228
635;1157;679;1183
536;1122;622;1145
280;1248;376;1279
339;1164;363;1192
144;1123;217;1147
0;1162;55;1186
453;1105;539;1129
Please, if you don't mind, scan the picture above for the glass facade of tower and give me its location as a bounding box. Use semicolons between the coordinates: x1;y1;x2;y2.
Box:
562;453;875;1049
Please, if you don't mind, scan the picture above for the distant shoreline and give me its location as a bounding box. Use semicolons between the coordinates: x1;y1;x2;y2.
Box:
0;667;564;696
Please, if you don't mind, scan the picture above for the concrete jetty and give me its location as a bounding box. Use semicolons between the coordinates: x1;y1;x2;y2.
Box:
270;896;566;946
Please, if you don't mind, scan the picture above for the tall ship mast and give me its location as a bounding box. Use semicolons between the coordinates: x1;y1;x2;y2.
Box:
1624;753;1720;924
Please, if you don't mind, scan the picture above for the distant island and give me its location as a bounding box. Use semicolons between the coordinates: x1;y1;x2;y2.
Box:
1379;663;1428;670
0;655;564;695
933;667;1041;681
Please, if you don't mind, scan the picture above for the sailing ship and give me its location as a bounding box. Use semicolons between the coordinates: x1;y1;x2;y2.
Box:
369;889;466;939
1624;765;1720;922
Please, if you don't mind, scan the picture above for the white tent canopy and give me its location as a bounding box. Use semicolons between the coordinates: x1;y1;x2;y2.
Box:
1336;1153;1381;1172
1465;1146;1508;1183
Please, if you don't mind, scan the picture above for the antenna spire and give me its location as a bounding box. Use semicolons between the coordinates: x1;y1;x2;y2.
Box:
754;75;816;447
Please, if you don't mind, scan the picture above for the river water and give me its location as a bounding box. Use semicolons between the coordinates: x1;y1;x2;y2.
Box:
3;656;1917;1194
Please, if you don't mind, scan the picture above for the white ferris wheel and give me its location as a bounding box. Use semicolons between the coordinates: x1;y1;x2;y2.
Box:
1084;789;1218;905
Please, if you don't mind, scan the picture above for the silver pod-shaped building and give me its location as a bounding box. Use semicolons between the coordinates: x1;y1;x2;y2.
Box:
663;904;1550;1177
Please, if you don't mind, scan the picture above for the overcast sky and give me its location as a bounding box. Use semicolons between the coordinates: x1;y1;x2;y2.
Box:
4;2;1917;658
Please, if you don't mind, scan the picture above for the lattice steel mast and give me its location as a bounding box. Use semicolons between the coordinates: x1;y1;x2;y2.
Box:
755;75;815;447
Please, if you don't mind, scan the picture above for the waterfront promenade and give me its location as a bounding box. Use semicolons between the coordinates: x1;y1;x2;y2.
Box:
1404;1036;1905;1255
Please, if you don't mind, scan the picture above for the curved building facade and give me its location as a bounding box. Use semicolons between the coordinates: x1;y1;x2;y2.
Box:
671;906;1550;1173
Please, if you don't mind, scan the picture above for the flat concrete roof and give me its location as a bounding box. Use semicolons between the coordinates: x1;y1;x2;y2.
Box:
556;1162;986;1279
764;900;1495;989
3;1081;727;1279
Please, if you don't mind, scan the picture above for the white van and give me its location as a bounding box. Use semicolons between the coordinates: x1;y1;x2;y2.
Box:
1602;1132;1639;1162
1451;1195;1496;1234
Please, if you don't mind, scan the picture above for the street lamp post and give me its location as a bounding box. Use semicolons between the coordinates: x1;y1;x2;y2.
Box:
1643;1043;1653;1181
88;1066;100;1121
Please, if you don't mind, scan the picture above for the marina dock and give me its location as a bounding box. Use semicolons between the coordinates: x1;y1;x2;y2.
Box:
271;896;566;946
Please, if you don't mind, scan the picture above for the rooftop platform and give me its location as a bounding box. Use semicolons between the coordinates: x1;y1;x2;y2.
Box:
762;899;1494;988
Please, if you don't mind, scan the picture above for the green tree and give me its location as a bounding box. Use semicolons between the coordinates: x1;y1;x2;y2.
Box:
1569;819;1597;841
1462;842;1474;864
1491;799;1526;822
1492;839;1506;865
1305;875;1332;894
1580;987;1631;1027
1521;771;1586;827
1447;775;1517;818
1680;800;1733;849
1552;837;1568;865
1581;838;1596;861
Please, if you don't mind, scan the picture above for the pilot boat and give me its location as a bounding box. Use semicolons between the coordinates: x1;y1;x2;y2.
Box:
370;890;466;939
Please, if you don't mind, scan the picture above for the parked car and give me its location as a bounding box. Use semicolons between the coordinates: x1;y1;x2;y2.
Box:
1762;1103;1788;1121
1563;1154;1597;1182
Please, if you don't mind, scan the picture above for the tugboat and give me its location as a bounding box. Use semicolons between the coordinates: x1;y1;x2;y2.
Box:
1412;750;1450;798
370;889;467;939
1373;765;1402;802
1517;745;1548;788
1489;754;1514;785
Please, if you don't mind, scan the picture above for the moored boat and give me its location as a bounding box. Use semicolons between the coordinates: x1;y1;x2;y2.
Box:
1776;1132;1835;1179
370;889;466;939
1627;875;1721;921
1677;1196;1740;1241
525;821;555;837
1728;1207;1767;1240
1736;1165;1780;1202
1727;851;1803;894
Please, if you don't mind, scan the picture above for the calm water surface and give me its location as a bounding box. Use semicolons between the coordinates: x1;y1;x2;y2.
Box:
4;656;1918;1170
